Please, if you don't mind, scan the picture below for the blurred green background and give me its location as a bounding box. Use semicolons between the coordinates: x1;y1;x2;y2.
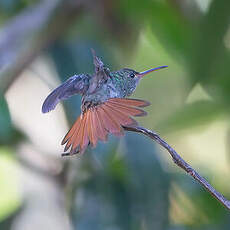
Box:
0;0;230;229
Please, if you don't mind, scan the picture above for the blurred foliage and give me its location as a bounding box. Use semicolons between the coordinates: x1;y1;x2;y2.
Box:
1;0;230;229
0;94;24;145
0;0;38;19
0;150;20;222
0;95;12;142
156;100;226;133
71;133;170;230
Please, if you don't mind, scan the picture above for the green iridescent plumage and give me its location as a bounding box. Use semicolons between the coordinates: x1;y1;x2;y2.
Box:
82;68;141;109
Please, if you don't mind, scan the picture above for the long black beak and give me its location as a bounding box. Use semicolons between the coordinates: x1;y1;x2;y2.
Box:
137;65;168;78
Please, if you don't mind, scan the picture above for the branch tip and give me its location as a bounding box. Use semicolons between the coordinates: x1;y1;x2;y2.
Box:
123;125;230;211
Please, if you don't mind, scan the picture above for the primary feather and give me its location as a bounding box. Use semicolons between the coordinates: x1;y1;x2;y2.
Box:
42;74;90;113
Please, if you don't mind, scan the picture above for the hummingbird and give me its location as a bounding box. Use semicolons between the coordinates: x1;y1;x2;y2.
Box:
42;49;167;155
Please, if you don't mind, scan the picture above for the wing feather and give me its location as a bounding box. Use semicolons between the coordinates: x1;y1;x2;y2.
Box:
42;74;90;113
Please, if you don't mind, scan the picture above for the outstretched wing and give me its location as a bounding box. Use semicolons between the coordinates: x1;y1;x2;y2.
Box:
42;74;90;113
62;98;150;155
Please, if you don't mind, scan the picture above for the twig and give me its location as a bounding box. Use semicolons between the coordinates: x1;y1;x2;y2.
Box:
123;126;230;211
61;124;230;210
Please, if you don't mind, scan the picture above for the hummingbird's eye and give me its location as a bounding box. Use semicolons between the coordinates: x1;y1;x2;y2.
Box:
130;73;135;78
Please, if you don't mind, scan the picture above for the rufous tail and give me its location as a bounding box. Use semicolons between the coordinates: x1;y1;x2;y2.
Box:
61;98;150;155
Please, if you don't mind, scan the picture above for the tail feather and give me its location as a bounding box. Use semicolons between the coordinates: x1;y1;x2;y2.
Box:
109;98;150;107
94;108;108;142
104;103;138;126
62;116;81;145
108;101;147;116
87;110;97;147
64;139;72;152
98;105;123;135
71;115;86;151
62;98;150;154
80;113;89;150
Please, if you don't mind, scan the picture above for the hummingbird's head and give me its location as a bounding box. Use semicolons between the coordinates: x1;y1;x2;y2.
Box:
119;66;168;96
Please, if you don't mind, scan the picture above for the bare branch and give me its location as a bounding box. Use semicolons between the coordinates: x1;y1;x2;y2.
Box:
61;124;230;210
123;126;230;211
